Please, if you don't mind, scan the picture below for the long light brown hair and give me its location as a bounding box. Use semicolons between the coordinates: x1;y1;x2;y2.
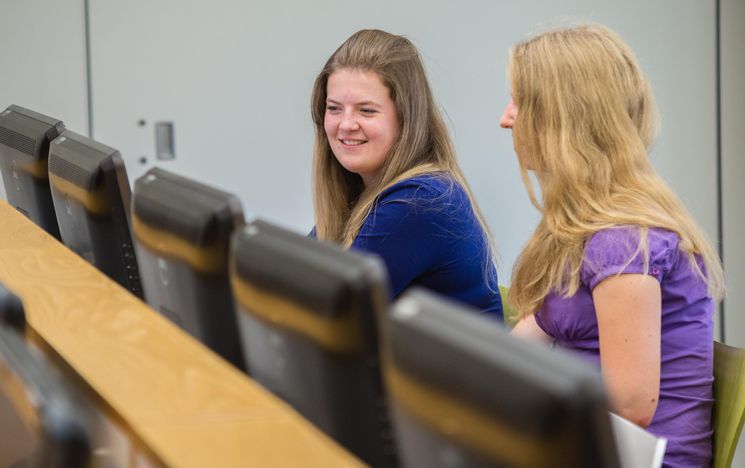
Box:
508;24;725;317
311;29;496;266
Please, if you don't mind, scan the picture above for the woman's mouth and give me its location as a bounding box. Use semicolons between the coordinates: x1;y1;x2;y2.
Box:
341;139;366;146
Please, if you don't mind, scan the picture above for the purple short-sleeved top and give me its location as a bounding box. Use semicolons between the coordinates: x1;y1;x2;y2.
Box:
534;226;714;468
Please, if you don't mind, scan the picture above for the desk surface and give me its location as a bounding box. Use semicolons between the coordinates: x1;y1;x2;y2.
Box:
0;200;362;467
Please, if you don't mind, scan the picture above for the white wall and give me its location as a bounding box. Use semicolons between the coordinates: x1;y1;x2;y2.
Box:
87;0;719;285
0;0;89;200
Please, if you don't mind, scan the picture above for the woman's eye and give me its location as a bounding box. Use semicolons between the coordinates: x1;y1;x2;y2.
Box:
360;108;377;115
326;105;340;113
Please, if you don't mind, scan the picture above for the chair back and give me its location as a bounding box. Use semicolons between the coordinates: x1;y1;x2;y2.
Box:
499;285;519;329
713;340;745;468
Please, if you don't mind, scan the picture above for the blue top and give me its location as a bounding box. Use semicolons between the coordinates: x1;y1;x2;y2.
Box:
352;174;502;319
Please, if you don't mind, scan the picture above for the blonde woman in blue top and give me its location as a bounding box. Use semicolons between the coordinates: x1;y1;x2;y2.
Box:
310;29;502;318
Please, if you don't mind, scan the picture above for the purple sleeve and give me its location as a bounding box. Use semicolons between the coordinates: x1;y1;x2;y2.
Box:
580;227;679;290
533;310;553;337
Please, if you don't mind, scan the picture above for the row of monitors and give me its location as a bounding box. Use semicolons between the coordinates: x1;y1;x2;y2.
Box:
0;104;246;368
0;105;142;298
0;104;622;467
1;257;621;467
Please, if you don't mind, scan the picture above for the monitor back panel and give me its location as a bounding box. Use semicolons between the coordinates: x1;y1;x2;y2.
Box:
230;220;397;468
48;130;143;298
384;288;621;468
0;314;92;467
0;105;64;239
131;167;245;370
136;252;240;359
0;283;162;467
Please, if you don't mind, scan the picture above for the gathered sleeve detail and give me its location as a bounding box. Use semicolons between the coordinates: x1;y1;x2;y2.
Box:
580;226;679;291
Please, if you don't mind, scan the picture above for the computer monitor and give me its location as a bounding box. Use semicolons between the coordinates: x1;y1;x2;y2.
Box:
0;105;65;240
131;167;246;370
48;130;143;298
230;219;397;467
0;284;92;468
382;288;621;468
0;282;25;332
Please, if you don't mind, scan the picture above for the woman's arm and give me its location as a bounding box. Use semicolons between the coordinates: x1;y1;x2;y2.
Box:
593;273;661;427
511;314;553;344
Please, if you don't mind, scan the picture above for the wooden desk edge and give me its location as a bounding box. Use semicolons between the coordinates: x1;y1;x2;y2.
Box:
0;200;363;467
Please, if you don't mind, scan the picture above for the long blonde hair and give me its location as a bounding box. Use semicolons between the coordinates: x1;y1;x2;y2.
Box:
508;24;724;317
311;29;495;261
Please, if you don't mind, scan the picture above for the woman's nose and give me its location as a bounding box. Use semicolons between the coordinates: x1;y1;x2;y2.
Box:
499;100;516;129
339;113;359;133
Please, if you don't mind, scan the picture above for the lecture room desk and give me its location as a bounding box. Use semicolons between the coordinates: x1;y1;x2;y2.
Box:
0;200;363;468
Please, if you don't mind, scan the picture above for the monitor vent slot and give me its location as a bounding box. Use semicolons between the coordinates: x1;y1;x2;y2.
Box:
49;154;97;189
0;127;36;156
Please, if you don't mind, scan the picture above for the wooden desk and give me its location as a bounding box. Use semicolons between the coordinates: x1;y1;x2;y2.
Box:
0;200;362;467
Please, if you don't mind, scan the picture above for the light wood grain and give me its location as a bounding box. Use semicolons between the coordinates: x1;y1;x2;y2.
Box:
0;200;363;467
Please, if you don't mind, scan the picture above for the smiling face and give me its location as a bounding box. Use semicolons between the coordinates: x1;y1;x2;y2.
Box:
324;68;400;186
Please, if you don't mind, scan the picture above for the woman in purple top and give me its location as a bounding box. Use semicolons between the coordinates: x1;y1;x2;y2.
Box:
499;25;725;467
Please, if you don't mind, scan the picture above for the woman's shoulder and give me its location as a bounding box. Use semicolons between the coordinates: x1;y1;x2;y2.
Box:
581;225;681;288
379;173;464;203
586;225;680;255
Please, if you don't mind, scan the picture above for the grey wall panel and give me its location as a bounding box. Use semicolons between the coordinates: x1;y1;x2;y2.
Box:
722;0;745;462
722;0;745;350
0;0;89;201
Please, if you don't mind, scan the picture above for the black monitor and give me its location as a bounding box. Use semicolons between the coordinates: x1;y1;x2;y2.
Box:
48;130;143;298
382;288;620;468
0;105;65;240
0;282;25;331
0;284;92;468
230;219;397;467
131;167;246;370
